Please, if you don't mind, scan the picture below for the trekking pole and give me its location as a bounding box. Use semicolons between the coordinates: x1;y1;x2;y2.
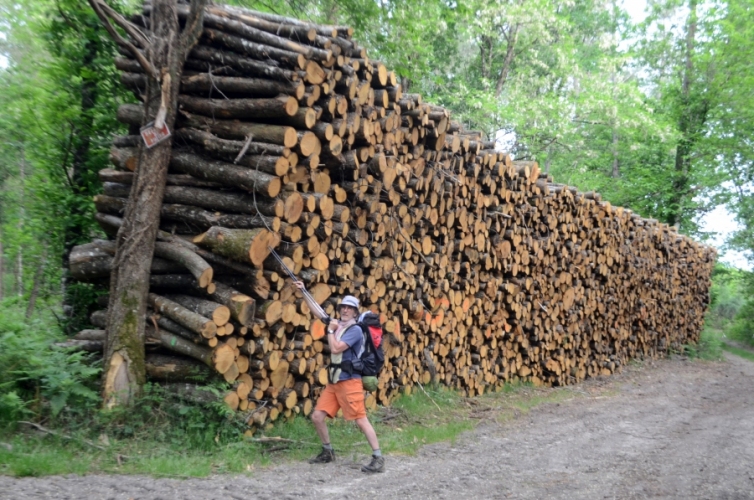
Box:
268;247;331;323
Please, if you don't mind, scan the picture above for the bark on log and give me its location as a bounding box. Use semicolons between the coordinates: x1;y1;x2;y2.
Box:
149;274;256;326
100;167;222;188
180;112;298;147
146;353;215;382
148;293;217;339
177;94;299;120
175;128;290;160
202;28;306;70
163;294;231;326
121;70;306;98
103;180;285;218
189;45;301;81
193;226;279;267
170;150;282;197
69;241;186;281
153;241;213;288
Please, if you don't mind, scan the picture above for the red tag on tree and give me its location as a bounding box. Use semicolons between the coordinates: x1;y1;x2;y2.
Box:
140;121;171;148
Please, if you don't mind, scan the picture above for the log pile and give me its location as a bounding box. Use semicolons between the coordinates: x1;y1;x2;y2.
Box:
69;2;716;430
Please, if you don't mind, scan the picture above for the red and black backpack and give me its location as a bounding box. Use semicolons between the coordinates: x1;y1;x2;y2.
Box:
356;312;385;377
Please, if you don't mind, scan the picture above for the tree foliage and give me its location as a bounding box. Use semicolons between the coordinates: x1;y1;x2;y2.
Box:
0;0;130;328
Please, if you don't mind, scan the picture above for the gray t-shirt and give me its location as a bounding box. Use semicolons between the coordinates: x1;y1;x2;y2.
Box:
338;325;363;381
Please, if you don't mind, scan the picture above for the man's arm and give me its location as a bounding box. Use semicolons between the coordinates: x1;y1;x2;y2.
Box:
328;326;360;354
327;332;350;354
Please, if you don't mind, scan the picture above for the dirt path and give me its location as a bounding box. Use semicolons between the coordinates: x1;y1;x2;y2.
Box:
3;353;754;500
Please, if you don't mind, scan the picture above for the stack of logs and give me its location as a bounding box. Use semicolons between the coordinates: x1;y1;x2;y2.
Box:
67;2;716;430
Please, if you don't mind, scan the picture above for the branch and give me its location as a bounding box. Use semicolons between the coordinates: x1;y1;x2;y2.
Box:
245;436;319;445
97;0;151;48
55;0;76;28
60;126;75;190
87;0;159;80
18;421;106;451
179;0;208;57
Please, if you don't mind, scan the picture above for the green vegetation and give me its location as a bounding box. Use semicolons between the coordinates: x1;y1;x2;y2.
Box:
683;327;724;361
0;300;100;423
0;381;584;477
721;344;754;363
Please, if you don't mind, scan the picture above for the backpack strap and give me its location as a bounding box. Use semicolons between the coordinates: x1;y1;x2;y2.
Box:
336;324;365;375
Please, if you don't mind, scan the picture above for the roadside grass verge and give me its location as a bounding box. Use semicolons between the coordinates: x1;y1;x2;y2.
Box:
0;382;582;478
686;324;754;362
721;343;754;362
683;327;724;361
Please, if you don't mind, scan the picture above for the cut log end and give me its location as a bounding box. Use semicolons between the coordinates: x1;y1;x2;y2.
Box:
199;268;214;288
249;229;280;267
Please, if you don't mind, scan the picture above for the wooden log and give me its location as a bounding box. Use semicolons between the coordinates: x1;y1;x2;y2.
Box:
202;28;307;70
161;383;223;405
207;282;257;328
146;326;215;366
205;9;328;60
212;6;318;43
177;94;299;121
179;112;298;147
121;71;306;99
146;353;216;382
94;194;280;233
193;226;279;267
69;240;185;281
148;293;217;339
153;241;213;288
53;339;104;352
175;128;290;160
163;294;231;327
160;203;281;232
149;310;209;344
189;45;301;82
170;150;282;197
99;168;222;189
150;274;257;328
103;181;285;218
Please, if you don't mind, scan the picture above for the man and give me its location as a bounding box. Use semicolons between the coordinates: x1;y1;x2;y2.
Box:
301;291;384;473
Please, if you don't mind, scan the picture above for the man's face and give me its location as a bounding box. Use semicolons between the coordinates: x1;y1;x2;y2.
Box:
338;305;357;322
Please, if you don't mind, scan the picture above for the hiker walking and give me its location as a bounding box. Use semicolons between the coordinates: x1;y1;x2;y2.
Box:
294;283;384;473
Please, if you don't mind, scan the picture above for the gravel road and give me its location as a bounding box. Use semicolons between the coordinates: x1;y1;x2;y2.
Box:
2;352;753;500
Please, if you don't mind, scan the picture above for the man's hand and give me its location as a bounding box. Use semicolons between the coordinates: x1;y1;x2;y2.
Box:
328;320;339;332
294;280;305;290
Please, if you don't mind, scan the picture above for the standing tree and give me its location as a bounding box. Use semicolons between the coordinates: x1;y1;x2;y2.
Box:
87;0;207;408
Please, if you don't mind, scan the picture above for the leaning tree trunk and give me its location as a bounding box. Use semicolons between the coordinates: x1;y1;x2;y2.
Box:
100;0;206;408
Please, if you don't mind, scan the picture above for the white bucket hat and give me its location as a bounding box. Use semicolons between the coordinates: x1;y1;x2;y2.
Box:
338;295;360;309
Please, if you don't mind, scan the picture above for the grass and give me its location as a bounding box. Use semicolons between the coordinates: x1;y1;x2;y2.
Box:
683;327;725;361
0;382;582;478
6;309;740;479
721;343;754;362
686;324;754;363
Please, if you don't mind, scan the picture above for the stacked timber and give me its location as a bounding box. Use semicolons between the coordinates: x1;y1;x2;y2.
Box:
68;2;716;430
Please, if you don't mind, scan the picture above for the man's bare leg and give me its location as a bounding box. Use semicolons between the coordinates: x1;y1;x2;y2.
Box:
311;410;331;444
355;417;379;450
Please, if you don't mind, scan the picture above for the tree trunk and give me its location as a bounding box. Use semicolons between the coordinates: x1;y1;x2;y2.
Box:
668;0;698;228
0;237;4;302
102;0;206;409
25;246;47;319
16;153;25;297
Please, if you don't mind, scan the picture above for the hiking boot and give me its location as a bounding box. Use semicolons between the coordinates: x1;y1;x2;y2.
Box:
361;455;385;473
308;448;335;464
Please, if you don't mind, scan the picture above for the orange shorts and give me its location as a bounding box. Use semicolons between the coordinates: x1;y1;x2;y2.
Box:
314;378;366;421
